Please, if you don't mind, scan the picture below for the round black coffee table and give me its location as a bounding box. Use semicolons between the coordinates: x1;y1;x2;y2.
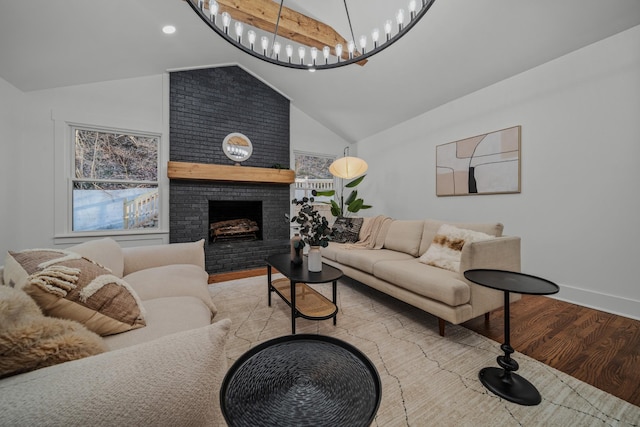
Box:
464;269;559;406
220;334;381;427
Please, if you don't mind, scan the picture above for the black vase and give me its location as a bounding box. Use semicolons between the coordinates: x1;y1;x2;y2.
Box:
292;247;303;266
290;234;303;266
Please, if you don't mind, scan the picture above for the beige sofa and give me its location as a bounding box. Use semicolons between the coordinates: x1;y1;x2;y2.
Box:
322;217;521;336
0;238;230;426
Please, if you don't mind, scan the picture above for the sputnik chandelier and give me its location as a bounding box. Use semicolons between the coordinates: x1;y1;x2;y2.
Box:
189;0;436;70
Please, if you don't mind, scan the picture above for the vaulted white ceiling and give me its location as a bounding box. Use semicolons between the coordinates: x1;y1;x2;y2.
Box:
1;0;639;142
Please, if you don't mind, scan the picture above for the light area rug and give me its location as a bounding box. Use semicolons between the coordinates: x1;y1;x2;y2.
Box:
210;275;640;427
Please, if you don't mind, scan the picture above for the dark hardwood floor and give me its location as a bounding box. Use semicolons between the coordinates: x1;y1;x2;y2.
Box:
463;295;640;407
210;269;640;407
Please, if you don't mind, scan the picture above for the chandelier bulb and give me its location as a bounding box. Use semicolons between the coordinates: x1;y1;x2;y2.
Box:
409;0;417;19
260;36;269;55
347;40;355;59
359;35;367;54
397;9;405;31
335;44;343;62
384;20;393;41
234;22;243;43
310;47;318;65
371;28;380;49
209;0;218;23
322;46;330;64
247;30;256;50
273;41;281;60
298;46;306;65
221;12;231;33
286;44;293;63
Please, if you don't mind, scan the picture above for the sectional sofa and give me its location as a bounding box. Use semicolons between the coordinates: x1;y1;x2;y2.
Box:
0;238;229;426
321;217;522;336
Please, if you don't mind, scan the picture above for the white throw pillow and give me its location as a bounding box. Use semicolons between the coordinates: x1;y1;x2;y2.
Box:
419;224;494;272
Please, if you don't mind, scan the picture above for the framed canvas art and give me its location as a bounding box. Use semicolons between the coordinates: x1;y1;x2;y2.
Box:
436;126;521;196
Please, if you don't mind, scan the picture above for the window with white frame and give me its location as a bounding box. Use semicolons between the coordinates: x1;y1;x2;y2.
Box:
293;151;335;201
292;151;336;224
71;127;160;232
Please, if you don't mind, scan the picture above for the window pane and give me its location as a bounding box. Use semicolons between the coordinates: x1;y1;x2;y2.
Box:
75;129;158;181
294;153;334;179
294;152;335;203
73;183;159;231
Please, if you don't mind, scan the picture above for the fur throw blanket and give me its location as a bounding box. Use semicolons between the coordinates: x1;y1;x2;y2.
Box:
0;285;107;378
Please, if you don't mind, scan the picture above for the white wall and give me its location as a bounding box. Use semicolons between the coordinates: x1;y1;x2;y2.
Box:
0;77;24;256
357;26;640;320
290;105;351;164
289;105;352;225
3;74;167;256
1;80;348;258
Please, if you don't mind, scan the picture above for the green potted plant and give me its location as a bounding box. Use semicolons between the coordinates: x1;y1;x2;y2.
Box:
291;197;331;271
313;175;372;217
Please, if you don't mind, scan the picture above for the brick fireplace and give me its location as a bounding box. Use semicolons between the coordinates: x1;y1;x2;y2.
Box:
169;66;291;273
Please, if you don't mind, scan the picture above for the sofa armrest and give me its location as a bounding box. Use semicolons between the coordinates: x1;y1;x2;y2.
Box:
459;236;521;274
0;319;231;426
122;239;205;276
460;236;522;318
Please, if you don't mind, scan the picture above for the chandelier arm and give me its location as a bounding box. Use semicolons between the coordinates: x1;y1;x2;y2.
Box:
271;0;285;55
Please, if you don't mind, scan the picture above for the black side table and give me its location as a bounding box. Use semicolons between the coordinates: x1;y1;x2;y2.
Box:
464;269;559;406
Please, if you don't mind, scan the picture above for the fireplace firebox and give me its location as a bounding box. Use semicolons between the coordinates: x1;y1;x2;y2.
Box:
208;200;263;243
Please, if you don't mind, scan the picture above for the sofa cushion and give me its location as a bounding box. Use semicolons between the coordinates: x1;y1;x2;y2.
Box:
419;220;504;256
68;237;124;278
373;259;471;306
331;217;364;243
103;295;213;350
320;242;343;261
0;319;231;427
383;220;425;257
5;249;146;336
122;239;205;276
0;285;106;378
336;248;415;275
419;224;495;272
123;264;217;316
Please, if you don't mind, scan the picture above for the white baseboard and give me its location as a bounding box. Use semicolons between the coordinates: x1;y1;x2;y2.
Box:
551;283;639;321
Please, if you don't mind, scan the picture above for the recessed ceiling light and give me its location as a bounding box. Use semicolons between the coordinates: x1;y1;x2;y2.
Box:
162;25;176;35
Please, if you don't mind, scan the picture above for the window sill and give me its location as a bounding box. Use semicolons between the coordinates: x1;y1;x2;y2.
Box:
54;230;169;247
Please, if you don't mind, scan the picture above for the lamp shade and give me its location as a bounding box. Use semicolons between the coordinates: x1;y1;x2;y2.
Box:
329;156;368;179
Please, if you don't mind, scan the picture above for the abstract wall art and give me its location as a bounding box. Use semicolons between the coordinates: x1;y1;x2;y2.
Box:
436;126;521;196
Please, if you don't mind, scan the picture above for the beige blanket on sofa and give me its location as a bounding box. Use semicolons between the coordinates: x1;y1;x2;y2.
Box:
345;215;393;249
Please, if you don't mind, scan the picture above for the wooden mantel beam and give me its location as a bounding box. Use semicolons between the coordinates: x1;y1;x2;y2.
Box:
207;0;366;65
168;161;295;185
